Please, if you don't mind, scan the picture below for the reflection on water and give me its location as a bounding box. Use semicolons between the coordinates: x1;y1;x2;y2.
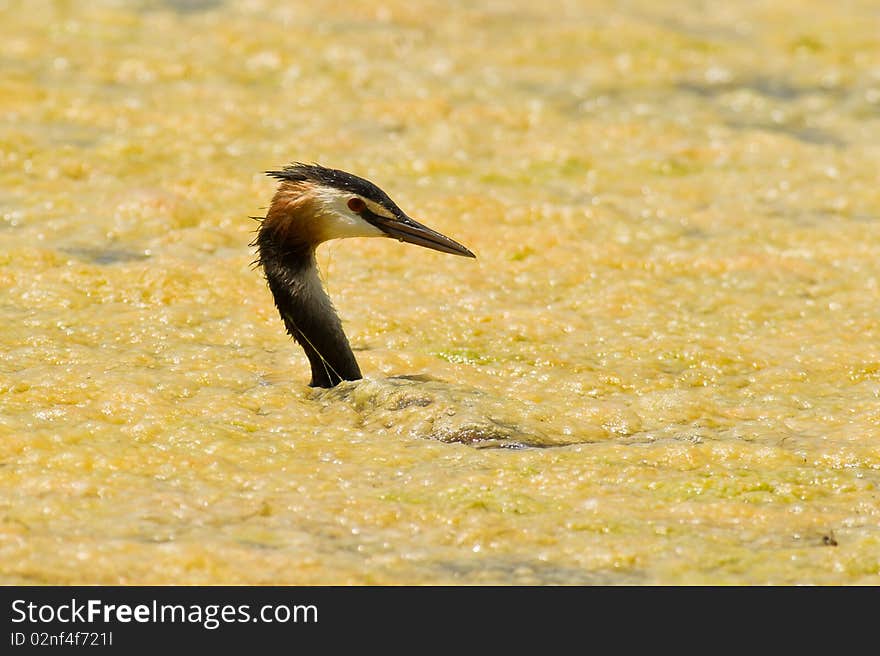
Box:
62;247;152;265
149;0;225;13
411;556;648;585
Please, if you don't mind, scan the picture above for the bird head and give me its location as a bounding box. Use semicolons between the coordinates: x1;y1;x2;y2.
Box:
264;163;475;258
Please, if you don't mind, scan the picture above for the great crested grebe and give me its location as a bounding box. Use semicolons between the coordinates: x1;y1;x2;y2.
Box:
254;163;475;388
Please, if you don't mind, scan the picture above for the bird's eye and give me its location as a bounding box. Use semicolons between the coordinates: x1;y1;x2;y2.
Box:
347;198;366;213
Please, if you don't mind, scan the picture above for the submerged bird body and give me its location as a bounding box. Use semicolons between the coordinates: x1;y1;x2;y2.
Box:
255;163;475;388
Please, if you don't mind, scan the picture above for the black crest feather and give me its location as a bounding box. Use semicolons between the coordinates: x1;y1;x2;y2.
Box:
266;163;405;219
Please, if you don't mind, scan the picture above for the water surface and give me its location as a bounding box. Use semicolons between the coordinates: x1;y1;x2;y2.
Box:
1;0;879;584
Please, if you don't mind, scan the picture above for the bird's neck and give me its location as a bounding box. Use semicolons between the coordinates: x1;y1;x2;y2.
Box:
257;227;362;388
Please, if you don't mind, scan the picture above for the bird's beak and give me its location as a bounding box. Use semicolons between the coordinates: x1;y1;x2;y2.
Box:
369;214;476;258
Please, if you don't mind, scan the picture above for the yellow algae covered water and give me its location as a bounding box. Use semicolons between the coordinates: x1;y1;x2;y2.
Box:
1;0;879;584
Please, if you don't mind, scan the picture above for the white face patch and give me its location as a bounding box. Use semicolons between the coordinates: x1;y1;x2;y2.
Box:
364;199;395;220
312;187;385;241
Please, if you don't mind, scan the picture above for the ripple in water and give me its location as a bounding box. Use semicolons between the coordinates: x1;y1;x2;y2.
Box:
310;377;585;449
